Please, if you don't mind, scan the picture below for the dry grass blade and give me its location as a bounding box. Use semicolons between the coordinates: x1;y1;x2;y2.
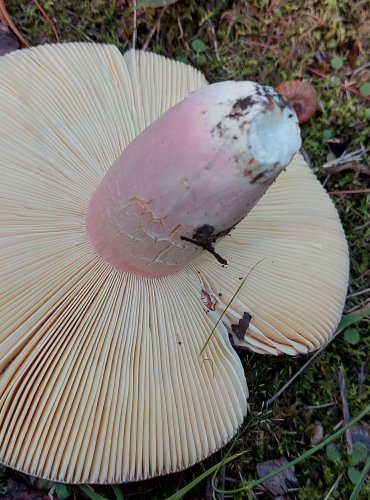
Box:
33;0;60;43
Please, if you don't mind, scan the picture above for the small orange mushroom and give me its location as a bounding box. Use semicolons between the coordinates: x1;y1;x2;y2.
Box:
276;80;317;124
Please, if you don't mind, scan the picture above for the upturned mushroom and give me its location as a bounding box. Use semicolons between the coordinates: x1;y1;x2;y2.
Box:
0;43;348;483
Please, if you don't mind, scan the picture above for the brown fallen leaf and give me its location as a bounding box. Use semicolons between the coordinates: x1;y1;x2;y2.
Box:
0;22;19;56
256;457;298;497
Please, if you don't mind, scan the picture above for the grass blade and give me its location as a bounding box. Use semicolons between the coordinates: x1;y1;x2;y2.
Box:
167;453;243;500
199;259;265;356
78;485;107;500
212;405;370;495
112;485;124;500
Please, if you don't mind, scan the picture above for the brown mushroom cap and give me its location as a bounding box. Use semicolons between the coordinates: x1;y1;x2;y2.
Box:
276;80;317;124
0;43;348;483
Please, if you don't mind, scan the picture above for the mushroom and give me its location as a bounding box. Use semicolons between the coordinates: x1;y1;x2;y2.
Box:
0;43;348;483
276;80;317;124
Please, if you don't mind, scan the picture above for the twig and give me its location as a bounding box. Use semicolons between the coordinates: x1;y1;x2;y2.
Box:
328;189;370;194
322;147;369;170
304;402;337;410
338;364;353;454
132;0;137;50
323;472;344;500
33;0;60;43
347;287;370;298
207;18;220;61
356;269;370;281
307;66;370;102
142;7;167;51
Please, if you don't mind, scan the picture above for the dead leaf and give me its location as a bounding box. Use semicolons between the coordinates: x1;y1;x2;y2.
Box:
256;457;298;497
310;422;324;446
0;22;19;56
231;312;252;340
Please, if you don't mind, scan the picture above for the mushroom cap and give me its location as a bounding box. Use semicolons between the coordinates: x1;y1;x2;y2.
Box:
0;43;348;483
276;80;317;124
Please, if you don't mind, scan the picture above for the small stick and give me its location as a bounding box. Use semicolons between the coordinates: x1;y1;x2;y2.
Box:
356;268;370;281
132;0;137;50
347;287;370;299
328;189;370;195
338;364;353;454
142;7;167;51
33;0;60;43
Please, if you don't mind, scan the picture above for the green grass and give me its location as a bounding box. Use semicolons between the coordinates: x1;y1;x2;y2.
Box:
2;0;370;498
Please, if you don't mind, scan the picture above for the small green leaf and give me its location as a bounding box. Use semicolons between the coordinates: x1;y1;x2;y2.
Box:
175;55;188;64
351;442;368;464
344;328;360;345
329;75;341;87
331;55;344;70
348;466;362;484
195;54;207;66
326;443;341;462
323;128;334;140
55;484;72;500
359;82;370;96
364;109;370;120
191;39;207;53
337;307;370;331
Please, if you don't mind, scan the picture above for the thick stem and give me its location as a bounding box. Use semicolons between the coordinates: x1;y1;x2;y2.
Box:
85;81;301;278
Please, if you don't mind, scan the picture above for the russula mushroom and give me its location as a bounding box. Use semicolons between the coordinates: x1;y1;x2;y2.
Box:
0;43;348;483
276;80;317;124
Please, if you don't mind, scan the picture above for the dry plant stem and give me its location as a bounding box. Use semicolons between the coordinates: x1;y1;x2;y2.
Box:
142;7;167;51
206;19;220;61
304;402;337;410
0;0;29;47
347;287;370;298
338;364;353;454
328;189;370;194
307;67;370;103
132;0;137;50
33;0;60;43
322;148;369;172
324;162;370;176
356;269;370;281
323;472;344;500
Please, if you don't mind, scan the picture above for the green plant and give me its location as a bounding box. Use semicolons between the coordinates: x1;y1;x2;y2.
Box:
191;38;207;66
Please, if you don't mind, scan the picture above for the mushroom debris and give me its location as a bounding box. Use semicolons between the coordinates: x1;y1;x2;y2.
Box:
0;43;349;484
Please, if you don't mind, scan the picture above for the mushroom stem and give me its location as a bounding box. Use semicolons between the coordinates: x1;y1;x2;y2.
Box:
85;81;301;278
